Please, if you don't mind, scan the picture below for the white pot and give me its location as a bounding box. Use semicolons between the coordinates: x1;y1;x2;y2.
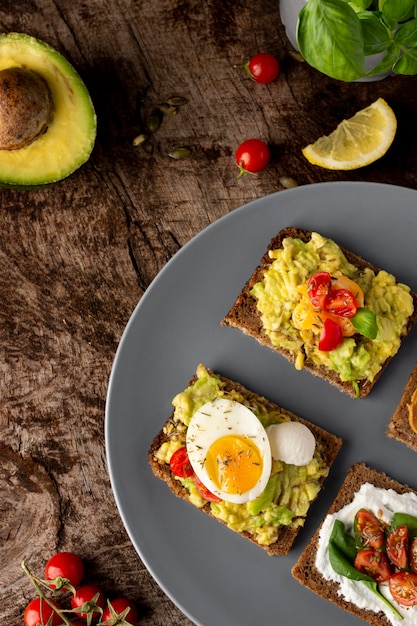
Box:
279;0;391;82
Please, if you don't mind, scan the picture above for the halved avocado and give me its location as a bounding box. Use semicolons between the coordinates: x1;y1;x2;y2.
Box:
0;32;96;187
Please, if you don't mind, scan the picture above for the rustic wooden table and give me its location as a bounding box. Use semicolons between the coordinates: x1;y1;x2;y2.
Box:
2;1;417;625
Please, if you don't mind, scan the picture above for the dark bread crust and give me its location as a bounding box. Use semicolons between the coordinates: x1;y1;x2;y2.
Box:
148;368;342;556
387;361;417;452
292;463;417;626
221;227;417;399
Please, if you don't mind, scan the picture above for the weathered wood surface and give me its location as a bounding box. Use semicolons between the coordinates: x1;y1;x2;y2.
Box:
1;1;417;624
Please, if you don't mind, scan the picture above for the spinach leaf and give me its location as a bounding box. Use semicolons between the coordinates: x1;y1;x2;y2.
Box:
297;0;366;81
391;512;417;538
328;519;403;619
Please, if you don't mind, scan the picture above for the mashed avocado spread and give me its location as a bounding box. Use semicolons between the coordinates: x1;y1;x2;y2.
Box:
154;364;329;546
251;233;414;393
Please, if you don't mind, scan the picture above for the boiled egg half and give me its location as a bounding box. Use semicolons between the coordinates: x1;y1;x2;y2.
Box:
186;398;272;504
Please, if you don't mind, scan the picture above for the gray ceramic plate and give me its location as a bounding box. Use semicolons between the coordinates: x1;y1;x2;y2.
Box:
105;181;417;626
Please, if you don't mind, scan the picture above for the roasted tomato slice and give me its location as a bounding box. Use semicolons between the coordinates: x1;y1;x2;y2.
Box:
389;571;417;606
324;288;358;318
354;509;385;549
387;525;409;569
318;317;344;351
307;271;331;308
169;446;194;478
193;473;222;502
354;548;391;583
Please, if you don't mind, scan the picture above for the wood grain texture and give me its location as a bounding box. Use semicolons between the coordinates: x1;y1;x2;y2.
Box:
1;1;417;624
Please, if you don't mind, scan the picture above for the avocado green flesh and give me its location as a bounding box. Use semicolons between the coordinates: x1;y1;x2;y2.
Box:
155;365;330;547
0;33;96;186
251;233;414;388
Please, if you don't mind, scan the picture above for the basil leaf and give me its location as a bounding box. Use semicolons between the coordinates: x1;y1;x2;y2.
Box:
394;18;417;45
360;12;393;53
365;42;400;75
393;45;417;74
380;0;415;22
350;308;378;339
297;0;366;81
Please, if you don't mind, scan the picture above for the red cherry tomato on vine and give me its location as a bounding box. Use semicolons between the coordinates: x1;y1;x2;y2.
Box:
170;446;194;478
71;584;106;620
45;551;84;589
193;473;222;502
235;139;270;178
386;525;409;569
102;597;139;624
324;288;358;318
246;52;280;84
389;571;417;606
24;597;62;626
318;317;344;351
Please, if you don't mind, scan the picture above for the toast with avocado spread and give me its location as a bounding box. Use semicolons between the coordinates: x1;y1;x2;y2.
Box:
387;361;417;452
222;228;417;398
148;364;342;555
292;463;417;625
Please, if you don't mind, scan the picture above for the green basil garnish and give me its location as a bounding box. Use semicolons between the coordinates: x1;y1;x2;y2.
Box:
351;308;378;339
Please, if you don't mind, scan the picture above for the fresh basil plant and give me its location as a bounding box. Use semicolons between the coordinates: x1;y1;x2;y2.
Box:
297;0;417;81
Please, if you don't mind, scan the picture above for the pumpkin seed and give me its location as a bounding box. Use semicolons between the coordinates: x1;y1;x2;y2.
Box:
132;133;148;146
166;96;188;106
279;176;299;189
169;147;191;159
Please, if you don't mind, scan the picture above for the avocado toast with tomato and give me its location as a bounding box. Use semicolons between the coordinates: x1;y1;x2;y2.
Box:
222;228;417;398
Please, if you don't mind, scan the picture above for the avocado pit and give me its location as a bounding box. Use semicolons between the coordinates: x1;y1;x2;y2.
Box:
0;66;53;150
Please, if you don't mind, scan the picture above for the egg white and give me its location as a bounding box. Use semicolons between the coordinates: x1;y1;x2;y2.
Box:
186;398;272;504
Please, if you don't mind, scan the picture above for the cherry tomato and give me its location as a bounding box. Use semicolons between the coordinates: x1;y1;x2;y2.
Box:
235;139;270;178
246;52;280;84
71;583;106;620
387;525;409;569
102;597;139;625
169;446;194;478
389;571;417;606
410;537;417;573
307;272;331;308
324;288;358;318
354;548;391;583
24;597;62;626
193;473;222;502
318;317;344;351
45;551;84;589
354;509;385;549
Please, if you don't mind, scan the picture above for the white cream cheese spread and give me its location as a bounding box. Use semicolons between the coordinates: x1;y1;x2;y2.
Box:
315;482;417;625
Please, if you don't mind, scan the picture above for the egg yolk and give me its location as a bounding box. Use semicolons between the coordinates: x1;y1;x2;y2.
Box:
205;435;263;495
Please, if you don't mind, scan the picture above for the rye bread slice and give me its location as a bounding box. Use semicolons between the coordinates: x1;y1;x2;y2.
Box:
148;366;342;556
221;227;417;399
292;463;417;626
387;361;417;452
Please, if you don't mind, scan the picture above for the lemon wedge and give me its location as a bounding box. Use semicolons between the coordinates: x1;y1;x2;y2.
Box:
302;98;397;170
